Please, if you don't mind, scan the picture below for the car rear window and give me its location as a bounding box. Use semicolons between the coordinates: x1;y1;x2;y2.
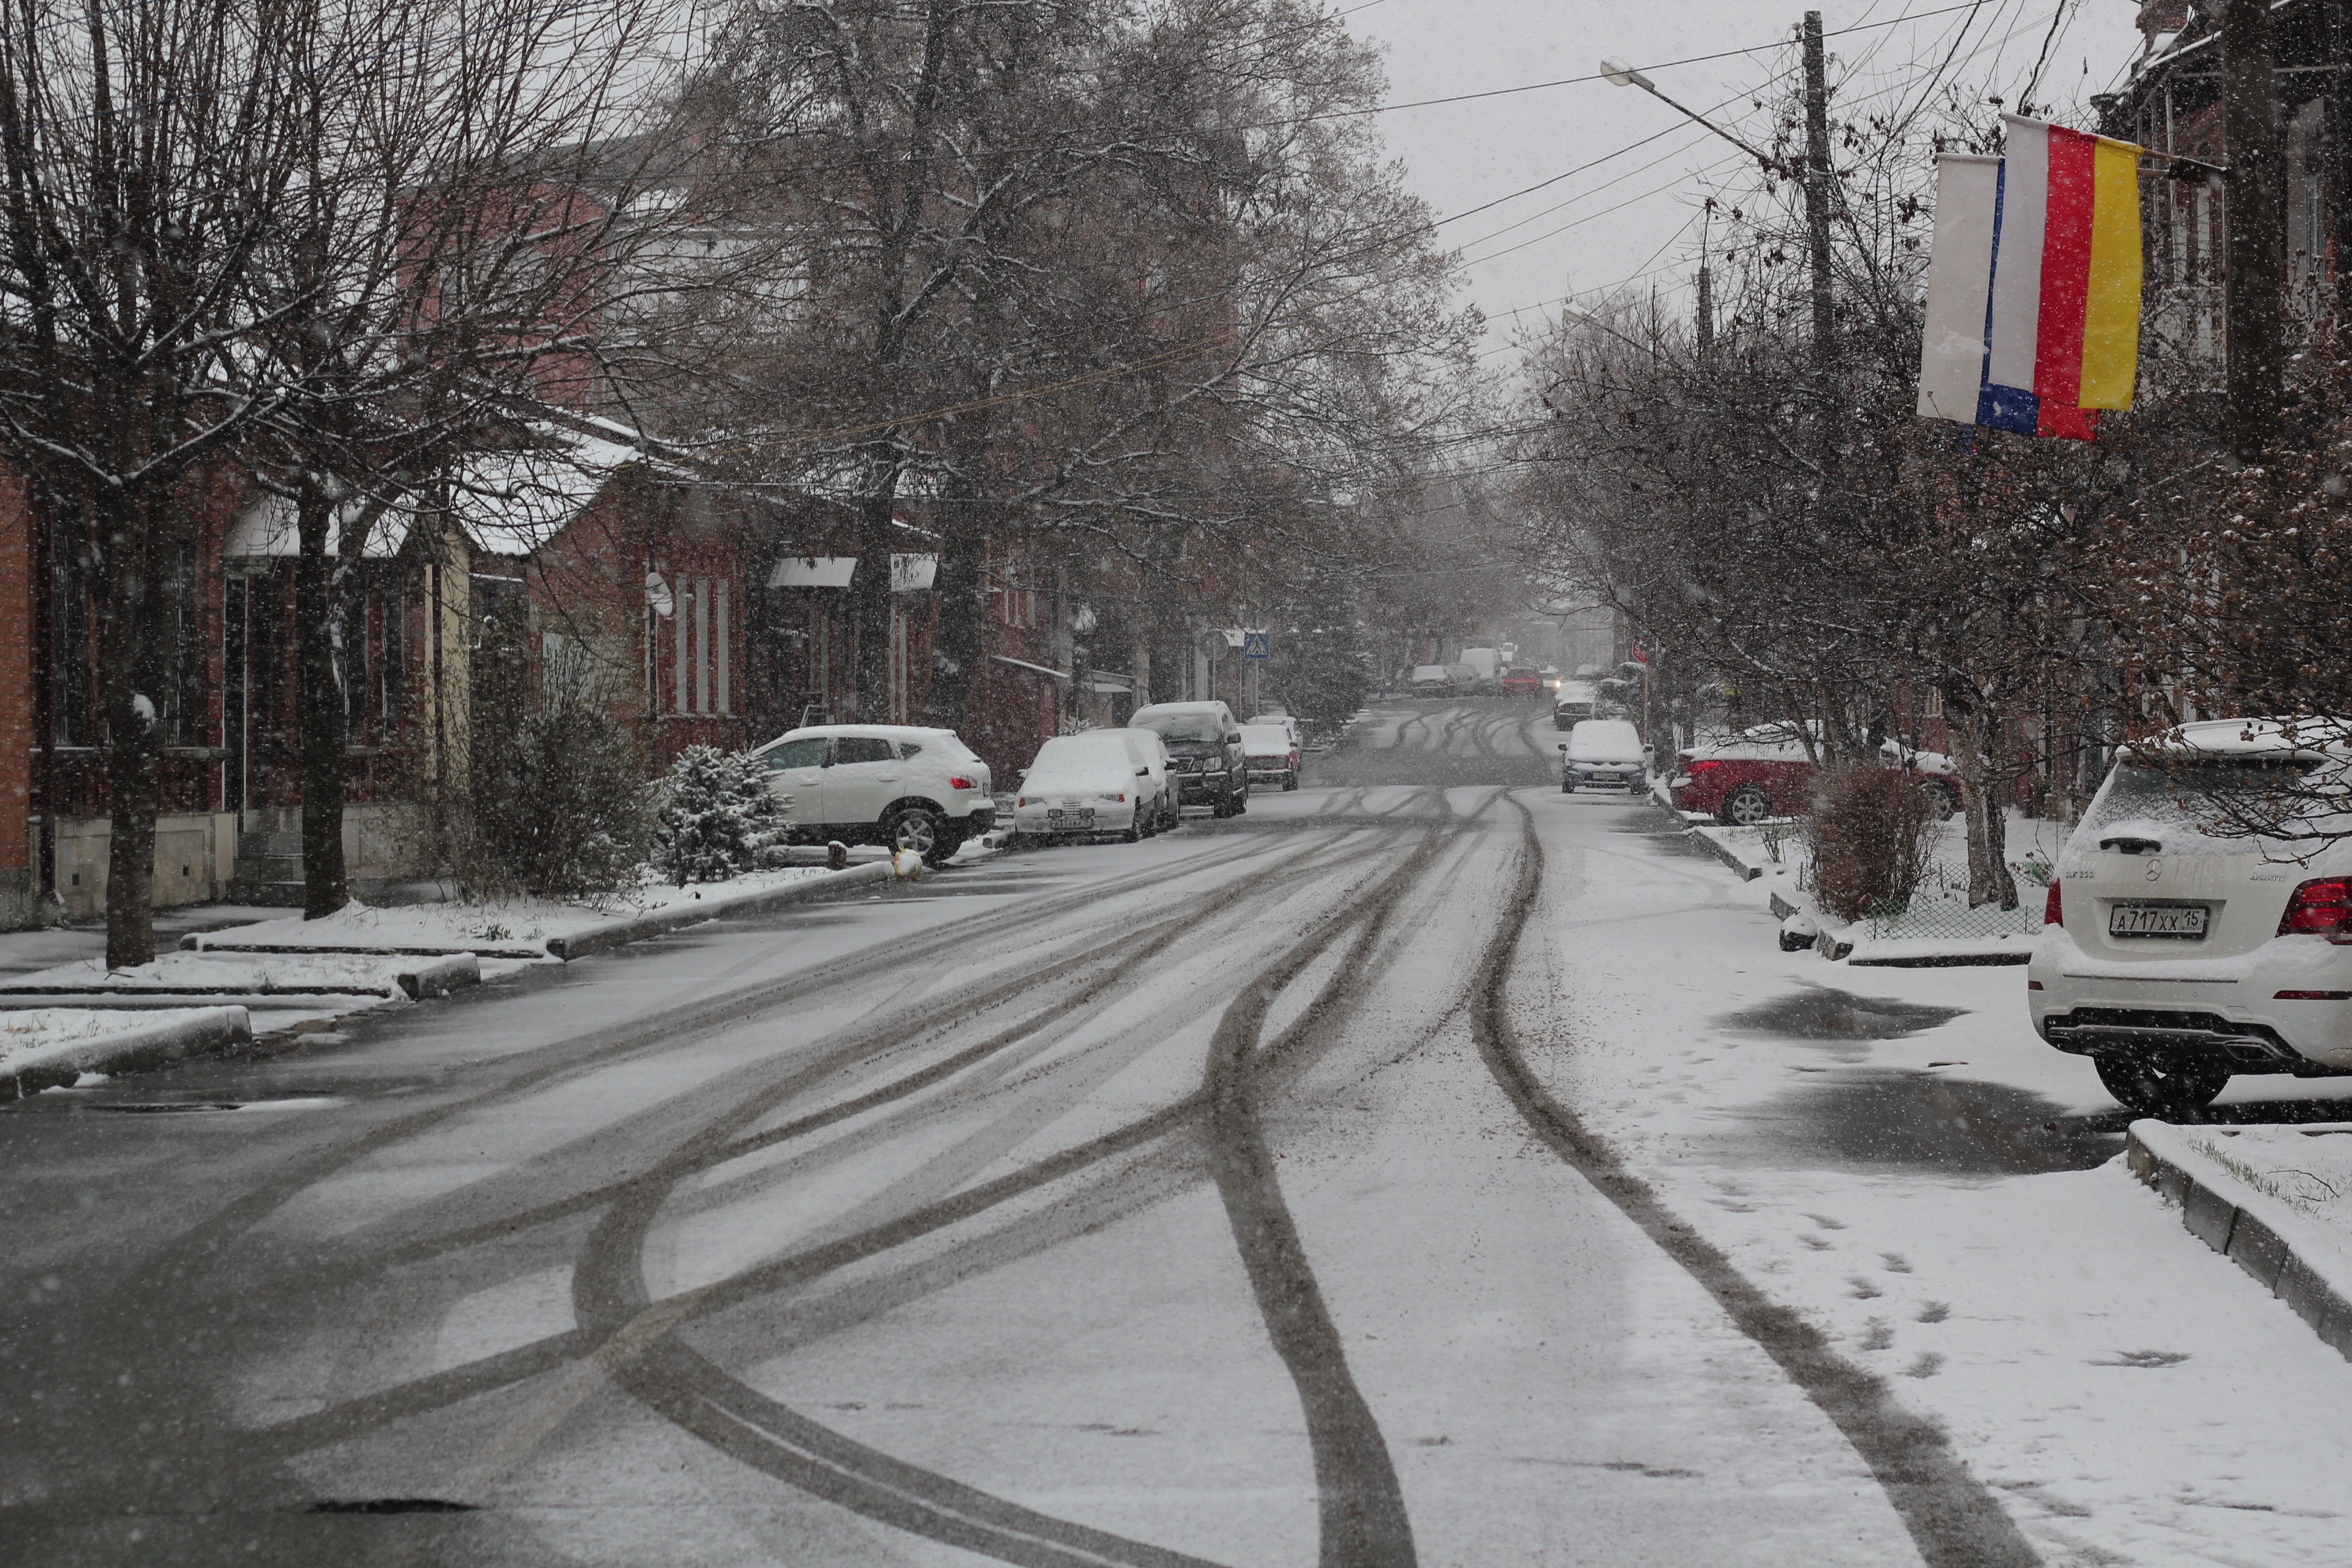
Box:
2078;756;2329;853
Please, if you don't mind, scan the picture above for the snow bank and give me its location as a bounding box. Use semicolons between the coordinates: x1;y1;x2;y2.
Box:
0;1007;251;1098
185;866;845;960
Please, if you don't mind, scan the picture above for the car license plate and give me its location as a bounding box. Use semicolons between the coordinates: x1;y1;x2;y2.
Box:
2108;902;2208;938
1047;808;1094;826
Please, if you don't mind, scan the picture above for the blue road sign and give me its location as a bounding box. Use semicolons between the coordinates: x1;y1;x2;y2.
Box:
1241;629;1271;660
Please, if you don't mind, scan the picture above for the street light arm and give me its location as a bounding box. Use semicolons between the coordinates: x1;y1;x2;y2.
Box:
1631;79;1788;176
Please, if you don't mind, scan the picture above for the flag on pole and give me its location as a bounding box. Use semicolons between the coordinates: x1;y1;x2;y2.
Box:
1916;115;2142;442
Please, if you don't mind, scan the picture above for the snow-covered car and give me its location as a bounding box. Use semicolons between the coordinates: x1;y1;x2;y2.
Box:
1098;726;1181;832
1669;723;1961;826
1128;700;1250;816
2030;718;2352;1115
1558;718;1647;793
1250;711;1301;748
1011;732;1158;843
1552;679;1601;730
1408;664;1452;693
1240;722;1301;791
751;724;994;867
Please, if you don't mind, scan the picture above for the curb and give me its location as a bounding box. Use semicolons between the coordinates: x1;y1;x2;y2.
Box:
2;1007;253;1102
1688;827;1764;882
544;862;895;960
2126;1121;2352;1362
0;954;480;1009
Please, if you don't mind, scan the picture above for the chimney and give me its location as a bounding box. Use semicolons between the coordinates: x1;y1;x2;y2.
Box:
2138;1;2189;47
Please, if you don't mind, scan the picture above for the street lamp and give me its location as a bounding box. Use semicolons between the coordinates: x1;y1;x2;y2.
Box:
1600;56;1785;176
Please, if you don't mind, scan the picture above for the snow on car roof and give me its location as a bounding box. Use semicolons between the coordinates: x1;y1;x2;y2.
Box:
1239;723;1292;745
2142;717;2352;760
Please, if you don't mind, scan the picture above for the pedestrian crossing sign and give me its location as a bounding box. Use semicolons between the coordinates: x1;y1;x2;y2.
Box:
1242;629;1271;660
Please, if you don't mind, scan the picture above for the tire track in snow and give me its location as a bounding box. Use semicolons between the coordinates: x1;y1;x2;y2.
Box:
547;808;1462;1568
1469;794;2042;1568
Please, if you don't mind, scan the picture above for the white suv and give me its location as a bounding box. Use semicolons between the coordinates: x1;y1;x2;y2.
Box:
2031;719;2352;1114
751;725;995;868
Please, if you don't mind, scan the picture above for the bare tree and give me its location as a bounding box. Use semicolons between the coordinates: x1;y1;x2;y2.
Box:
0;0;313;966
243;0;682;917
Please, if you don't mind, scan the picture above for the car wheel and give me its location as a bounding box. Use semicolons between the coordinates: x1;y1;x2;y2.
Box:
1230;779;1247;815
887;804;953;868
2094;1053;2230;1117
1719;785;1774;826
1284;772;1298;791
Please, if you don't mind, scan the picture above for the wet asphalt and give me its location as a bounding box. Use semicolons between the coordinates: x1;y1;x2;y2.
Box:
10;696;2311;1567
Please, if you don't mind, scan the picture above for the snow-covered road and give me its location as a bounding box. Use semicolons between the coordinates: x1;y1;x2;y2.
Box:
4;701;2345;1567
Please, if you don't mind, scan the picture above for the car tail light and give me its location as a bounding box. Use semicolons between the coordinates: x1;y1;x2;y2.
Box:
2043;880;2062;928
949;775;978;791
2278;877;2352;940
1016;796;1028;808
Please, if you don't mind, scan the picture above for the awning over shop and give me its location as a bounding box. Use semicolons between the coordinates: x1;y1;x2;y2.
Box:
225;495;410;560
768;553;938;591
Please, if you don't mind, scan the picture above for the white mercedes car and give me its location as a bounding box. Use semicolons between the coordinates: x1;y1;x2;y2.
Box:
2030;719;2352;1114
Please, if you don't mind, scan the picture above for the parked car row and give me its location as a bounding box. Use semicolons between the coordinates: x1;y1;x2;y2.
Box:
745;702;1298;868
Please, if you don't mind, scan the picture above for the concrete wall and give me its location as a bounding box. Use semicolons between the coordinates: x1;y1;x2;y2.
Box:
16;802;428;924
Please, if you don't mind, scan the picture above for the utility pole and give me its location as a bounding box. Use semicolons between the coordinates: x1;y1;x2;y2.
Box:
1801;11;1836;381
2222;0;2285;460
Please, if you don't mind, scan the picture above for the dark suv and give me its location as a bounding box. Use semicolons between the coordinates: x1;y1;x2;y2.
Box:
1128;700;1250;817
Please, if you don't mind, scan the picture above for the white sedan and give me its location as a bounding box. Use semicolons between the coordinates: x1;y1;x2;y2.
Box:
2031;718;2352;1114
1011;732;1157;843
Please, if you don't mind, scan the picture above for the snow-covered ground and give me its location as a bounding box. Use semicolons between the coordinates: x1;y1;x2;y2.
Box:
1519;786;2352;1566
6;703;2347;1568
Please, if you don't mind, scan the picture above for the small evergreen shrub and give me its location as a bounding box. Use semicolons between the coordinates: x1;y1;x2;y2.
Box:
457;630;651;900
653;745;792;884
1804;762;1938;925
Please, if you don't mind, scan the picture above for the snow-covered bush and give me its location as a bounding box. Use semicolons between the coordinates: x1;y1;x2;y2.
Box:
1803;763;1936;924
652;746;791;884
455;626;651;900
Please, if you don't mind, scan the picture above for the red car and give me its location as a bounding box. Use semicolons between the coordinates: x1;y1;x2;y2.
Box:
1669;724;1961;826
1499;665;1544;698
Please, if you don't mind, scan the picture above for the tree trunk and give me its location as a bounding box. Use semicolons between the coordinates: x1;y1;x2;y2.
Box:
95;491;159;970
850;447;902;722
1950;701;2019;911
2224;0;2286;459
924;513;984;730
295;491;350;919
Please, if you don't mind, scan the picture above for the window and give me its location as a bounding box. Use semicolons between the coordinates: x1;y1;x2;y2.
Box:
667;574;733;716
897;742;922;759
833;736;892;765
766;738;825;770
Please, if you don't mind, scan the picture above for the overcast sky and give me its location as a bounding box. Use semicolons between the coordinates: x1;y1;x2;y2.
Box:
1345;0;2146;365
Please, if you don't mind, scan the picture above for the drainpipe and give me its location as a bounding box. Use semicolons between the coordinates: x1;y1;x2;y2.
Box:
33;494;58;915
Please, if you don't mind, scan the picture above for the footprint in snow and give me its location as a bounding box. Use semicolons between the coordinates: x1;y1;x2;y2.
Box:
1904;1352;1944;1378
1804;1213;1847;1230
1859;1320;1894;1352
1880;1252;1912;1273
2099;1349;2191;1369
1799;1234;1832;1250
1848;1277;1882;1300
1916;1301;1950;1323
